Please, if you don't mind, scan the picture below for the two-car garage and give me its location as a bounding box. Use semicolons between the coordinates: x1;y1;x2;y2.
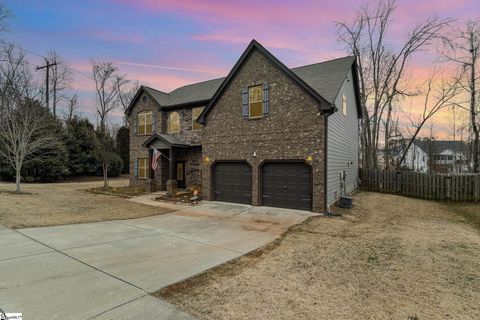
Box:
212;161;312;211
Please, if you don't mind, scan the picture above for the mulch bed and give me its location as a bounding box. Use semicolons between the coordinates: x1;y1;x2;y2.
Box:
154;190;202;206
85;185;147;198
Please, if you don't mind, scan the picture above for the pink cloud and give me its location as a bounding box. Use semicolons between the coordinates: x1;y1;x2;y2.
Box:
91;29;145;44
111;0;351;27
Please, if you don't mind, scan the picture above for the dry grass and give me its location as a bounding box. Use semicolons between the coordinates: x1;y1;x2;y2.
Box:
156;192;480;320
0;178;172;229
85;185;148;198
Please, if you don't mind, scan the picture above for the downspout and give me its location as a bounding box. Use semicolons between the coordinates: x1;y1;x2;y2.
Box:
324;107;334;215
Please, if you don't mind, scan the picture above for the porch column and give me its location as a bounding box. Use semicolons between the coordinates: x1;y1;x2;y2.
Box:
166;147;177;196
169;147;174;180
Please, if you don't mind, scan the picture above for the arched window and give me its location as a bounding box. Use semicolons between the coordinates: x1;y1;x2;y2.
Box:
167;111;180;133
137;111;152;135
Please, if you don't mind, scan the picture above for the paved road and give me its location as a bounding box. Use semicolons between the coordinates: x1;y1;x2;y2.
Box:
0;201;315;319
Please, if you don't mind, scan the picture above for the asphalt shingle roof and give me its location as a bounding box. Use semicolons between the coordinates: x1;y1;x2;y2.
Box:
291;56;356;104
414;139;469;154
140;55;355;108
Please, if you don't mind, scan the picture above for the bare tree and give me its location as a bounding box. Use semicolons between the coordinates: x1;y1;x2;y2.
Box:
117;80;140;126
336;0;452;169
397;69;462;167
91;61;127;187
65;93;78;122
0;2;11;34
0;44;33;113
441;20;480;172
0;100;60;192
0;44;61;192
91;60;126;133
47;50;72;118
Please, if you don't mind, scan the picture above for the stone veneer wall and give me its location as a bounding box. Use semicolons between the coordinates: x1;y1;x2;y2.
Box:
128;92;204;189
163;107;203;146
201;48;326;212
129;92;163;188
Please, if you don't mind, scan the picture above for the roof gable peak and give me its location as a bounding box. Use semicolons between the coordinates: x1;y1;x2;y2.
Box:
198;39;333;124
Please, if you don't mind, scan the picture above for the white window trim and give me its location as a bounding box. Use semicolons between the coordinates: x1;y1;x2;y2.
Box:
138;158;149;179
192;107;204;131
248;85;263;119
137;111;153;136
167;111;181;134
342;94;347;116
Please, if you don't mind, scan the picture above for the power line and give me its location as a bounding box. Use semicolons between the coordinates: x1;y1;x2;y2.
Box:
1;39;94;86
36;58;57;113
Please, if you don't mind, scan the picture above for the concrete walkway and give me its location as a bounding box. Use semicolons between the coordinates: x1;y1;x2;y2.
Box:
0;201;316;319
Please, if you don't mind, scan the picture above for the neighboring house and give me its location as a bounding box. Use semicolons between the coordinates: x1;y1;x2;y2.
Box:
125;40;362;212
395;139;470;174
403;142;429;173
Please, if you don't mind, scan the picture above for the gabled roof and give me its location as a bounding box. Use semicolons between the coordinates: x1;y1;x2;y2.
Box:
142;133;189;148
413;139;469;154
126;40;361;119
291;56;356;104
198;40;335;124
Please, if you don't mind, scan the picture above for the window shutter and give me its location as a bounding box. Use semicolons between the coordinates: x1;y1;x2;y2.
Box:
262;82;270;115
133;116;138;135
242;87;249;118
152;111;156;134
134;159;138;178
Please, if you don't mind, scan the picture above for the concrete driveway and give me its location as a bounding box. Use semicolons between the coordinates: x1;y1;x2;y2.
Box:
0;201;315;319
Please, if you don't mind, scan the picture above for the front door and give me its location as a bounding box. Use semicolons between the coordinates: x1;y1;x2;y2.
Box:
175;161;186;189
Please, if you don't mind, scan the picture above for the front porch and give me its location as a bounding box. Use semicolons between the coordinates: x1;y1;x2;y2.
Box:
140;133;202;195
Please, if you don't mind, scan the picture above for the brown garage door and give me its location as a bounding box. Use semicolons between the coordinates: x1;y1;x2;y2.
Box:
261;162;312;210
213;162;252;204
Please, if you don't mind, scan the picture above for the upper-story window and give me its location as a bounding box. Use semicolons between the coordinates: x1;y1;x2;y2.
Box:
342;94;347;116
138;111;153;135
249;85;263;118
192;107;205;131
167;111;180;133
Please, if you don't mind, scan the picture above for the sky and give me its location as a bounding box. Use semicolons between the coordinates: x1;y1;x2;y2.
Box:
3;0;480;137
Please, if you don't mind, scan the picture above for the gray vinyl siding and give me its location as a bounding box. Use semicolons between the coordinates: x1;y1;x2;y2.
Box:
326;69;359;207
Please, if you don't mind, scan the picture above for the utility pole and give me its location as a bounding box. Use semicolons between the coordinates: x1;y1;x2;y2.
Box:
36;58;57;113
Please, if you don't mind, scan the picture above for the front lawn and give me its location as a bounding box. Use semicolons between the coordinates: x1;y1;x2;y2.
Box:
156;192;480;319
0;177;172;229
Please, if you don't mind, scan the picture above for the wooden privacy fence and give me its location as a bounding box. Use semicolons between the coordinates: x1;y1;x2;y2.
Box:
360;169;480;201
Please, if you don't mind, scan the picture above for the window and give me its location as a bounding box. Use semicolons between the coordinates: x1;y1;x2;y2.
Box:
249;85;263;118
192;107;205;131
138;158;149;179
137;111;153;135
167;112;180;133
342;94;347;116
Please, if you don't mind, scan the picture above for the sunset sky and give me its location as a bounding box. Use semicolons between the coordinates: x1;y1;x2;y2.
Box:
3;0;480;138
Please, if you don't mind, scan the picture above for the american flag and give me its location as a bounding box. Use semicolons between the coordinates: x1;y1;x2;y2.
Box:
151;148;161;170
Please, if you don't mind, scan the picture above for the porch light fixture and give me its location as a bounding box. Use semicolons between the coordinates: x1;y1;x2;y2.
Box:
203;156;210;163
306;155;313;162
253;151;257;157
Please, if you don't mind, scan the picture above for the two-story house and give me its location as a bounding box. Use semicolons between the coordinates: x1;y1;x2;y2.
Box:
392;138;471;173
126;40;362;213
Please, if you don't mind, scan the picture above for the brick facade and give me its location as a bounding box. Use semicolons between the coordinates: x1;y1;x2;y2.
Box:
201;49;326;212
128;92;203;191
128;48;329;212
128;93;163;188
